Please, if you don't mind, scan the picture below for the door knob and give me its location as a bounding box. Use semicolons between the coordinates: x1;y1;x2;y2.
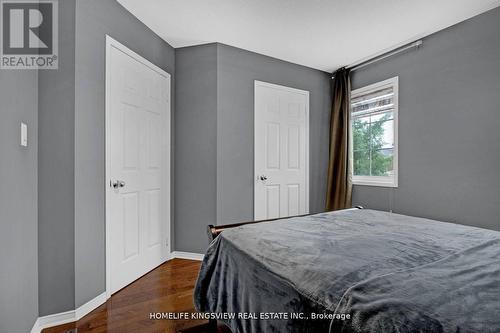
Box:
259;175;268;181
111;180;126;189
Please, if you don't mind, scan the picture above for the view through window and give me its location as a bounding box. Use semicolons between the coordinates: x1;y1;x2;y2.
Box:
351;77;398;187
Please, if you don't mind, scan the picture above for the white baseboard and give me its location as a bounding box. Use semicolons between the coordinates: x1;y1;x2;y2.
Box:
172;251;204;261
30;318;41;333
75;292;107;320
31;292;107;333
31;310;74;333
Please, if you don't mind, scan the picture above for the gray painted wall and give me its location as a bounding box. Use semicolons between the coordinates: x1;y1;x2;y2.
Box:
175;44;218;253
352;7;500;231
74;0;175;308
216;44;331;224
175;43;331;253
38;0;76;316
0;71;38;331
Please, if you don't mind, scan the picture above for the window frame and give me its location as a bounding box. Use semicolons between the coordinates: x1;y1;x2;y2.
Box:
350;76;399;188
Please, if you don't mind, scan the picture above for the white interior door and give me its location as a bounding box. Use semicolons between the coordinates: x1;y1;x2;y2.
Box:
106;36;171;295
254;81;309;220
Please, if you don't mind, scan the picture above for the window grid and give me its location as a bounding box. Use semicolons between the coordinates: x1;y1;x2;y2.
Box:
351;77;398;187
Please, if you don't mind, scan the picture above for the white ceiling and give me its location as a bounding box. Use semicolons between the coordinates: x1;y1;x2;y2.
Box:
117;0;500;72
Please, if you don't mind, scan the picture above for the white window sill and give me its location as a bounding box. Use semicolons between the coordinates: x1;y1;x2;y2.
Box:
353;176;398;188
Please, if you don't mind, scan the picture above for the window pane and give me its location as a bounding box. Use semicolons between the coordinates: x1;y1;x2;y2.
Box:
353;150;370;176
370;111;393;123
370;118;394;149
351;78;397;185
380;120;394;149
371;148;393;176
352;117;370;152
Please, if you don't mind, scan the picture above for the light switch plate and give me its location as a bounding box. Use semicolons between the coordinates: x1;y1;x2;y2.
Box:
21;122;28;147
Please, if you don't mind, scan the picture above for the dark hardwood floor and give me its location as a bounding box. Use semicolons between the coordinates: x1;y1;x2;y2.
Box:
42;259;230;333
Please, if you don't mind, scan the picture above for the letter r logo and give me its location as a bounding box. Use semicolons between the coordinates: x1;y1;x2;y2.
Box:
2;1;53;55
9;8;48;49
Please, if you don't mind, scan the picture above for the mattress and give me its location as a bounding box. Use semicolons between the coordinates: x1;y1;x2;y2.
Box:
194;209;500;333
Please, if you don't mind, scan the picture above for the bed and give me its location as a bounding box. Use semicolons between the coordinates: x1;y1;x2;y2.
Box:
194;208;500;333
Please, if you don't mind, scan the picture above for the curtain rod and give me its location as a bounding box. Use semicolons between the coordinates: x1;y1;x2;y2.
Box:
331;40;423;78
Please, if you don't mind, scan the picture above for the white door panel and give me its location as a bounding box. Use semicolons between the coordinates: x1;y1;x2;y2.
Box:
106;37;171;295
254;81;309;221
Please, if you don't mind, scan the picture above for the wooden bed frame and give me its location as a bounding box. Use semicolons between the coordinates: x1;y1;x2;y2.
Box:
207;206;364;241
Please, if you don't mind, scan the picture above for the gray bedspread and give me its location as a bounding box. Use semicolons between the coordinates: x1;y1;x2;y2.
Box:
194;209;500;333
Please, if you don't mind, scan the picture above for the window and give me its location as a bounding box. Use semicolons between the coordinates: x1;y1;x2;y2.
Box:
351;77;398;187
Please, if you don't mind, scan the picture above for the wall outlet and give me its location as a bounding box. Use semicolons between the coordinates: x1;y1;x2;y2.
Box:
20;122;28;147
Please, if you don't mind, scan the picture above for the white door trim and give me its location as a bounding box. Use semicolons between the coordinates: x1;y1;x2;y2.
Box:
105;35;171;299
254;80;310;218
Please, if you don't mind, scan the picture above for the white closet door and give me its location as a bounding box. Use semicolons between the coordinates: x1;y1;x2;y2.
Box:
106;37;171;295
254;81;309;220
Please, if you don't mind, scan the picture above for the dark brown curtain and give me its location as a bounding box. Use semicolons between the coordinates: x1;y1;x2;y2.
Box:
326;68;352;211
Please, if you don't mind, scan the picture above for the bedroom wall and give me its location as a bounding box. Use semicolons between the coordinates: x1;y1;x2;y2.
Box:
38;0;76;316
74;0;175;309
0;67;39;333
175;43;331;253
175;44;218;252
216;44;331;223
351;7;500;231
